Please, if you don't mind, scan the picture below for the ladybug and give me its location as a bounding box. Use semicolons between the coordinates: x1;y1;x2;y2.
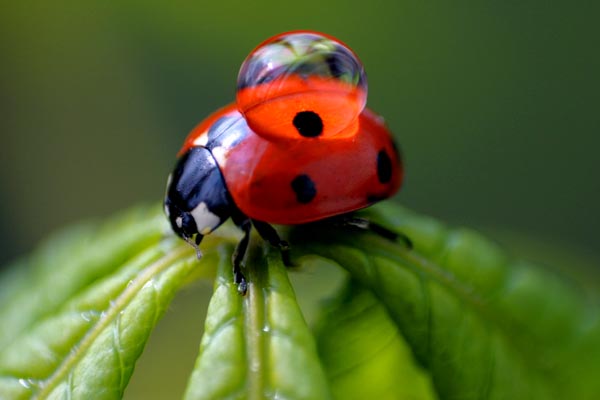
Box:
164;31;404;293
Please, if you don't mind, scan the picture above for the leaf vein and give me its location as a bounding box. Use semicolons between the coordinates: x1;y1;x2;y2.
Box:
32;244;191;399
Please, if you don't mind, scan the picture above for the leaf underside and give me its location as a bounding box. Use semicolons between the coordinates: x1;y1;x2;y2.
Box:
0;203;598;399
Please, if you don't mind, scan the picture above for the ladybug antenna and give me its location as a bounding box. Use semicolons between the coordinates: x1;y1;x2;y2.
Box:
183;235;203;260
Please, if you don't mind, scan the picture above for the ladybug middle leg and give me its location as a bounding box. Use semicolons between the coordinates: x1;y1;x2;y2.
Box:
328;215;413;249
251;220;292;266
230;219;291;295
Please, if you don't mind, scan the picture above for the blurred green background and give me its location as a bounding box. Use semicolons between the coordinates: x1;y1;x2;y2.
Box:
1;0;598;266
1;2;599;398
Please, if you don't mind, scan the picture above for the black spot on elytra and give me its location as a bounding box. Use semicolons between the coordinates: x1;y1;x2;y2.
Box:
377;149;393;184
293;111;323;137
291;174;317;203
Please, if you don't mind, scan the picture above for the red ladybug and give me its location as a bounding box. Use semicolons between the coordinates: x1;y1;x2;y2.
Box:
164;31;404;293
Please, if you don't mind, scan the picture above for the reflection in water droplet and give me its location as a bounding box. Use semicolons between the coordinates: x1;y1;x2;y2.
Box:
18;378;40;390
80;310;102;322
18;379;30;389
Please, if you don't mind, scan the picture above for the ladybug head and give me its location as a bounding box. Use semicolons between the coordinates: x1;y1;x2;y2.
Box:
166;205;199;240
164;147;235;248
236;31;368;141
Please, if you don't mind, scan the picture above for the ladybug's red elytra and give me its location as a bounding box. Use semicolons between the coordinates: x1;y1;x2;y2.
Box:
164;31;405;293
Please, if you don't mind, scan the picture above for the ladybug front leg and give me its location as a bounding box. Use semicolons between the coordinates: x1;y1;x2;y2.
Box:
232;219;251;295
251;220;292;267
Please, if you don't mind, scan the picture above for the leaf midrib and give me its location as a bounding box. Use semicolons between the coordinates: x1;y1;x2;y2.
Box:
244;243;267;400
33;244;192;399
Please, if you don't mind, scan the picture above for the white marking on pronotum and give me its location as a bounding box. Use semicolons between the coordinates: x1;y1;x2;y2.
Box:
211;146;227;167
190;202;220;235
193;132;209;147
175;216;183;229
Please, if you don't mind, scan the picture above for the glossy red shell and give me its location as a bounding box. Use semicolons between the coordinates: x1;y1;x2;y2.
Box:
178;31;403;225
237;75;365;141
180;105;402;225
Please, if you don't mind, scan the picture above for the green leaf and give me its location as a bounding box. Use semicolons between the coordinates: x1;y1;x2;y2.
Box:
0;207;167;351
315;279;437;400
1;202;599;399
0;207;219;399
291;204;600;399
184;240;331;400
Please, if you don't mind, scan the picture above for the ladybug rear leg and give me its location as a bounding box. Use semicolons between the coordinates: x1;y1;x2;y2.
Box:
232;219;251;295
333;215;413;249
251;220;292;266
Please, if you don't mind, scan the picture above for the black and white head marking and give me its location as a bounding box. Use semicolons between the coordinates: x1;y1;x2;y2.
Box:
164;147;235;243
189;202;221;235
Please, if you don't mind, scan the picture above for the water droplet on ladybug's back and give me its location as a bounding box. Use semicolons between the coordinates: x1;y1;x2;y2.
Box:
236;31;368;141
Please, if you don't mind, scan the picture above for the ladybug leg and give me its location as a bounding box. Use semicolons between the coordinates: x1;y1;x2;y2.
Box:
232;219;251;295
251;220;292;266
335;215;413;249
